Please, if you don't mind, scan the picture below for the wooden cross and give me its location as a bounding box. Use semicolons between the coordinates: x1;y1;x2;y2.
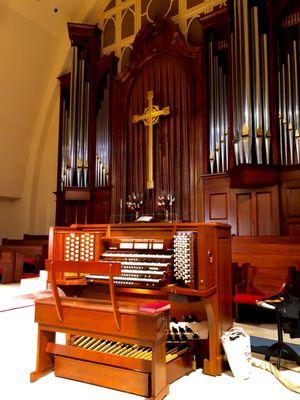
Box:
132;90;170;189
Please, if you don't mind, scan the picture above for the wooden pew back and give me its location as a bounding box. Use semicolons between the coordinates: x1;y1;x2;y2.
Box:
232;236;300;296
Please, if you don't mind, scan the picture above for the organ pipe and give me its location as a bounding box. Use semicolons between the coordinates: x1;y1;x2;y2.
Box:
276;11;300;167
95;76;110;187
61;46;90;188
293;40;300;164
262;34;271;164
252;7;263;164
208;38;229;174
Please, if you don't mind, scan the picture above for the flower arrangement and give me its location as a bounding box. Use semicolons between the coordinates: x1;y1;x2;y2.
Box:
127;192;143;220
156;191;175;221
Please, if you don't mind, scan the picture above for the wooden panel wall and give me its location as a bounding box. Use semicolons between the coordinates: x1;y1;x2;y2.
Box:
280;169;300;235
111;18;202;222
203;175;280;236
126;56;194;220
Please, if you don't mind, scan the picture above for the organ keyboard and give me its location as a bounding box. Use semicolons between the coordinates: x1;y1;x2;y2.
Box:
86;238;173;288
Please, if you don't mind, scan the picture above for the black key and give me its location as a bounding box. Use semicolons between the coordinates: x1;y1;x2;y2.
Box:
171;326;178;333
193;333;199;339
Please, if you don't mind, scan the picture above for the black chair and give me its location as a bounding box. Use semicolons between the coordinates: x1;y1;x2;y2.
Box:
259;267;300;369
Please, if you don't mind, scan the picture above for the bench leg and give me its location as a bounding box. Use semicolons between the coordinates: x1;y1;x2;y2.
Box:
30;326;55;382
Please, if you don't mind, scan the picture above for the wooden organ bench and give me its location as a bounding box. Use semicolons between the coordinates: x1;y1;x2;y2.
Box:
30;222;232;398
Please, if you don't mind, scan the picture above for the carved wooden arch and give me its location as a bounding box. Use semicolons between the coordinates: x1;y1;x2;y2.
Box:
111;17;204;222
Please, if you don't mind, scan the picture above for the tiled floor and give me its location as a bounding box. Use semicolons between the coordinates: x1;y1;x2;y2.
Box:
0;280;299;400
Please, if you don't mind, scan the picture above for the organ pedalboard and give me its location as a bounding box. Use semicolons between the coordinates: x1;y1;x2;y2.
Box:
69;314;201;364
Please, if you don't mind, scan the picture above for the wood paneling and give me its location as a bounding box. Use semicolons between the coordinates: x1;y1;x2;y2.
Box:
111;18;202;222
203;175;230;225
203;175;279;236
279;168;300;235
256;192;273;236
232;236;300;295
286;187;300;217
209;193;228;220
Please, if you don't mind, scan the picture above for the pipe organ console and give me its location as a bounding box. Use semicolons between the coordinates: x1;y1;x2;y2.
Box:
31;222;232;399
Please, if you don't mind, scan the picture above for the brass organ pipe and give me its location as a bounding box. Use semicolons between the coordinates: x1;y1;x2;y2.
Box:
293;40;300;164
282;64;288;165
242;0;252;163
252;7;263;164
262;34;271;164
209;40;215;173
286;54;294;164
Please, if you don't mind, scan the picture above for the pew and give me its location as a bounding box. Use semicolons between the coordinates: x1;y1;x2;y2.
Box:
23;234;48;241
0;251;23;283
1;237;48;275
232;236;300;320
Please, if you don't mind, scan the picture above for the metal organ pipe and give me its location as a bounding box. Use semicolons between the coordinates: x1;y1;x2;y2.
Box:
214;56;220;173
278;70;284;165
95;77;110;187
219;65;225;173
293;40;300;164
76;58;85;186
83;82;90;188
241;0;252;164
223;74;229;171
209;40;215;174
61;46;90;188
208;38;229;174
286;54;294;164
262;34;271;164
237;0;245;164
231;30;239;166
252;7;263;164
68;46;78;186
282;64;288;165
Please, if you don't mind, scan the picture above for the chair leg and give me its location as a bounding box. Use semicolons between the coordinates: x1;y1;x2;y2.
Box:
265;308;300;369
235;302;240;322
